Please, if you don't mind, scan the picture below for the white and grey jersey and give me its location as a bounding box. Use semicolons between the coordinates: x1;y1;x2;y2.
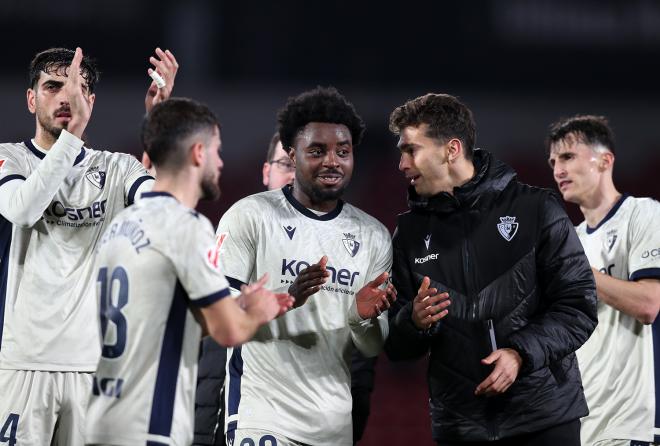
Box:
0;131;153;371
575;195;660;445
217;186;392;446
85;192;231;446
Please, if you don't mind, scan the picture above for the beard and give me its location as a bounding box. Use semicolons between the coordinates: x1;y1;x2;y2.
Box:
200;169;221;201
36;108;67;141
298;176;348;204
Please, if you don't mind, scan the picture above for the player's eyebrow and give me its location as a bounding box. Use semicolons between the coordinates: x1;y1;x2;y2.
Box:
41;79;65;88
398;142;419;152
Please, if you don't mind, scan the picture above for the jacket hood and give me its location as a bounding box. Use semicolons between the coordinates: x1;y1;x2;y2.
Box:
407;149;517;213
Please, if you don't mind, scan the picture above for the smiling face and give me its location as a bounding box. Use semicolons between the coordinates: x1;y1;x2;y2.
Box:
548;133;608;205
398;124;454;197
27;67;95;145
290;122;354;210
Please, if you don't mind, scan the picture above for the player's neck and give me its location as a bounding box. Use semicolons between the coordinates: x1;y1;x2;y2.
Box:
151;175;200;210
579;180;621;228
291;184;338;213
33;127;57;150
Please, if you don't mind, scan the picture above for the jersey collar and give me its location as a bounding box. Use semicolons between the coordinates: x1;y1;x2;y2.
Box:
585;193;630;234
24;139;86;166
282;184;344;221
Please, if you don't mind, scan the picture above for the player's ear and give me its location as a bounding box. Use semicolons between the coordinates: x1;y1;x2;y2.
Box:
599;151;614;171
288;146;296;164
262;162;270;187
190;142;205;167
27;88;36;114
88;92;96;111
447;138;463;163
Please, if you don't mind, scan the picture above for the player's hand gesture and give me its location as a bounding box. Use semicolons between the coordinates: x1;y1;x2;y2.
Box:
64;47;94;139
241;274;294;323
411;276;450;330
145;48;179;113
475;348;522;397
288;256;329;308
355;272;397;319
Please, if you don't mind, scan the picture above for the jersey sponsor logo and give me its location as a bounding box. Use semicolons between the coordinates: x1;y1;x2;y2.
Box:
497;216;519;241
342;232;360;257
415;253;439;264
424;233;432;250
85;166;106;189
605;229;618;252
44;199;107;227
642;248;660;259
283;225;296;240
281;258;361;288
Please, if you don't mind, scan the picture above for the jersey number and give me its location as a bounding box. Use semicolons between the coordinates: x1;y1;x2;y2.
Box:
98;266;129;359
0;413;18;446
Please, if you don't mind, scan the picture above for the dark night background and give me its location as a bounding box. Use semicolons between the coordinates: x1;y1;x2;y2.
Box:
2;1;659;443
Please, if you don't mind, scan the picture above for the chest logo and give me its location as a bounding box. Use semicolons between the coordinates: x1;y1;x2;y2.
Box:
605;229;617;252
283;225;296;240
342;232;361;257
424;233;432;250
497;216;519;242
86;169;106;189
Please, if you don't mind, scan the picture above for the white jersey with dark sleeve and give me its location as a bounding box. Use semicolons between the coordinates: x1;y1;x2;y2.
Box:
0;130;154;371
575;195;660;445
217;186;391;446
85;192;230;446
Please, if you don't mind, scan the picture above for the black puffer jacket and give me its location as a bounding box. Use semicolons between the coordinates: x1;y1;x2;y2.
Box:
385;150;597;442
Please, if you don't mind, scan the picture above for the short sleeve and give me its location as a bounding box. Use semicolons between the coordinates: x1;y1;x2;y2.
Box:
0;145;29;186
172;214;231;307
215;199;258;289
119;154;155;206
628;199;660;281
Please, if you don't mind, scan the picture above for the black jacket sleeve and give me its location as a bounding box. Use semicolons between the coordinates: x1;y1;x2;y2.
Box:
384;224;431;361
509;192;598;373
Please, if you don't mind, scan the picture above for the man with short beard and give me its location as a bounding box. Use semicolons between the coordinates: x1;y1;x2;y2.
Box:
215;87;396;446
0;46;177;445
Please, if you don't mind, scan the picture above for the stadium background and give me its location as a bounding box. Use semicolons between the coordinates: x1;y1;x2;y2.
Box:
1;1;658;443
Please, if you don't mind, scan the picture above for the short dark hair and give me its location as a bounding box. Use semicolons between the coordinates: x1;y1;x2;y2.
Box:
141;97;220;170
29;48;100;93
266;131;281;162
389;93;476;160
546;115;615;154
277;86;365;151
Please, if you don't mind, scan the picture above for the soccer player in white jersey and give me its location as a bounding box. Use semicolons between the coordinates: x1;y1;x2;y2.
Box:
85;97;293;446
547;115;660;446
0;46;177;445
217;87;396;446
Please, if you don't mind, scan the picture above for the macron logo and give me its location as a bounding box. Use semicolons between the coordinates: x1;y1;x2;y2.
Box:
415;253;439;264
283;225;296;240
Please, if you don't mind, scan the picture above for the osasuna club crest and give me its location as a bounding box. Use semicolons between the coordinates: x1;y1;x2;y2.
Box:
342;232;360;257
86;167;106;189
497;216;519;242
605;229;618;252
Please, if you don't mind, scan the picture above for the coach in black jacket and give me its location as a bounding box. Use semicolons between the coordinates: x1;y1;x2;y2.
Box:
385;93;597;445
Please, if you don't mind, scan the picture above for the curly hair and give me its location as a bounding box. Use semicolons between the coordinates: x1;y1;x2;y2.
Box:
29;48;100;93
277;86;365;151
546;115;615;154
389;93;476;160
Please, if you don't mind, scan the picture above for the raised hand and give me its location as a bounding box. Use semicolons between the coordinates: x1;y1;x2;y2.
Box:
64;47;94;138
145;48;179;113
287;256;329;308
411;276;450;330
475;348;523;397
355;272;397;319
